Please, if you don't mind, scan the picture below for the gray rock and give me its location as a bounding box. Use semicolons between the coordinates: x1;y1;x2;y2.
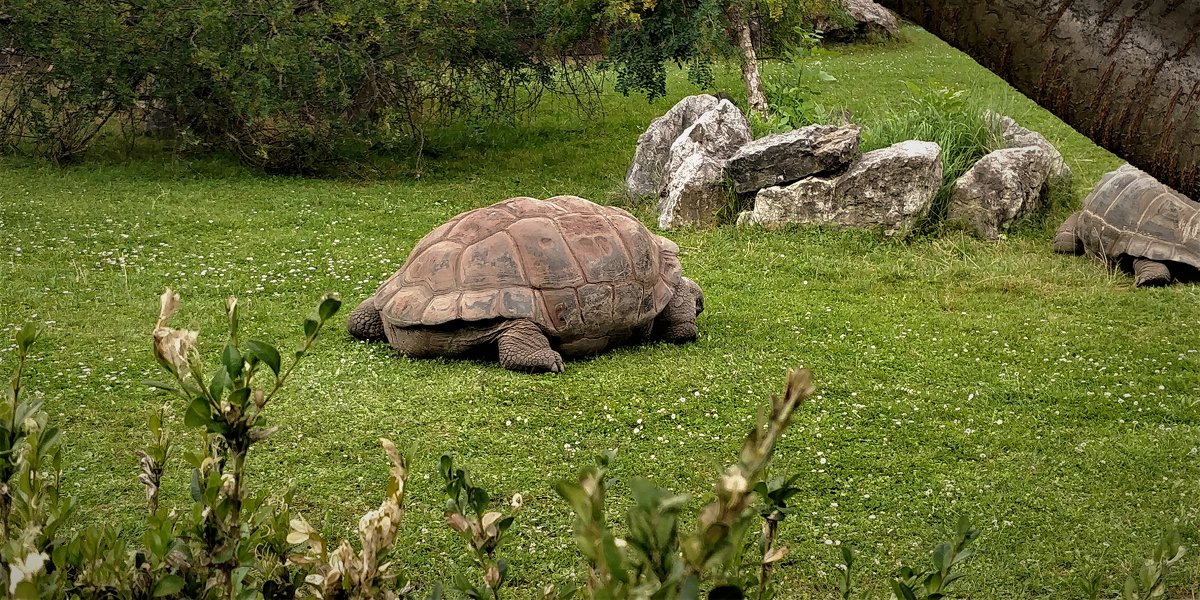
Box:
946;146;1054;240
739;140;942;236
658;155;730;230
816;0;900;41
657;100;752;229
726;124;861;193
987;113;1072;184
625;94;721;199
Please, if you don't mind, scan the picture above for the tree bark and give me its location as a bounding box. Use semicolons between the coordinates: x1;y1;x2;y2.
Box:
726;5;770;118
873;0;1200;199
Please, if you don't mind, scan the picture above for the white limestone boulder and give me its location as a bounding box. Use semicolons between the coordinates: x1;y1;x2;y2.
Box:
738;140;942;236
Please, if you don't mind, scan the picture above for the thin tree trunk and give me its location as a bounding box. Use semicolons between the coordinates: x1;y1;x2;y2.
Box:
874;0;1200;199
726;5;770;118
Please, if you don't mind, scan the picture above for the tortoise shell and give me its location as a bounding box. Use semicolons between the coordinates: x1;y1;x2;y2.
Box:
371;196;681;340
1076;165;1200;268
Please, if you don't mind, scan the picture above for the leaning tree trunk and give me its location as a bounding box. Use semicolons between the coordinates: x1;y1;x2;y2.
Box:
725;5;770;118
873;0;1200;199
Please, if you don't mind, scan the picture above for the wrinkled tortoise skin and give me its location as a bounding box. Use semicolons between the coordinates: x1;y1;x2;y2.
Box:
349;195;702;372
1054;165;1200;286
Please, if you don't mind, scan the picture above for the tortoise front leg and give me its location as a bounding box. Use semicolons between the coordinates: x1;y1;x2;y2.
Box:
1132;258;1172;287
497;320;564;373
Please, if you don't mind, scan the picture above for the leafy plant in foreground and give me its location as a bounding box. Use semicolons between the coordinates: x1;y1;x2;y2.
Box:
0;291;1012;599
144;289;342;597
439;454;521;599
889;515;979;600
1120;528;1187;600
555;368;817;599
0;324;73;597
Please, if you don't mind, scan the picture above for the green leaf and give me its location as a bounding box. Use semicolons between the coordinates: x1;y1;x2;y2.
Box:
208;368;230;402
153;574;185;597
245;340;281;376
469;487;489;515
496;557;509;586
39;426;62;453
600;531;629;583
1122;575;1138;600
221;344;243;379
16;323;39;352
303;317;319;339
184;397;210;428
317;294;342;321
554;481;590;516
149;411;162;436
931;542;951;573
144;380;180;395
13;580;39;600
190;469;203;502
890;580;919;600
679;575;701;600
228;387;251;410
425;582;444;600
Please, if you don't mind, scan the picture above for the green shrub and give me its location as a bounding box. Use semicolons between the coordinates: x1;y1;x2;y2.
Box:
0;0;600;173
754;28;839;136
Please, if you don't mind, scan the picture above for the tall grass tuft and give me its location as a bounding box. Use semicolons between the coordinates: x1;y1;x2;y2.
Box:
861;81;1003;234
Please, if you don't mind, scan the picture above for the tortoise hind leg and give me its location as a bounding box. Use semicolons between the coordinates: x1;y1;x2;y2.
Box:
1052;212;1084;255
498;320;564;373
347;298;386;342
1132;258;1171;287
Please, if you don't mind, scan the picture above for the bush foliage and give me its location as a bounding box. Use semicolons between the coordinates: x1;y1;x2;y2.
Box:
0;0;604;172
0;1;850;172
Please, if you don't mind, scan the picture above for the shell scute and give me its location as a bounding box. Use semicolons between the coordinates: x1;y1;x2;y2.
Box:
459;289;501;321
501;196;565;218
461;232;525;289
449;207;519;244
401;240;462;294
539;288;583;333
498;287;538;320
422;294;461;325
577;283;615;333
405;218;461;264
507;217;586;288
609;214;660;281
612;281;644;324
546;195;606;214
558;214;635;283
382;286;433;325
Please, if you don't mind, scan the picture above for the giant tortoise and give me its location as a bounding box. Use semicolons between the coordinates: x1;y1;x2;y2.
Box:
347;195;704;373
1053;164;1200;286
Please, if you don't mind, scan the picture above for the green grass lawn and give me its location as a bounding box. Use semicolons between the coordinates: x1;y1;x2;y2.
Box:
2;27;1199;598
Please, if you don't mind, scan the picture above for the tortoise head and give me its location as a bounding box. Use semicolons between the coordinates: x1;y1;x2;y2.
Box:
682;276;704;317
347;297;386;342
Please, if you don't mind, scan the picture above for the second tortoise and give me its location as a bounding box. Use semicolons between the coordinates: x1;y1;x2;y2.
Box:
1054;164;1200;286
